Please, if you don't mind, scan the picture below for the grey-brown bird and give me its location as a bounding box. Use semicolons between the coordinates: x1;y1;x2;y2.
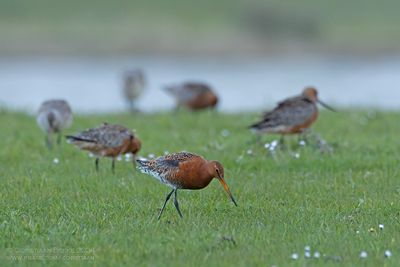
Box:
36;99;73;149
164;82;218;111
66;123;141;173
122;69;146;112
249;87;335;136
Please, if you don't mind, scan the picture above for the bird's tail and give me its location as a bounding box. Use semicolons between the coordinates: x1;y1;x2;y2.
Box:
65;135;96;143
163;85;180;96
248;121;262;130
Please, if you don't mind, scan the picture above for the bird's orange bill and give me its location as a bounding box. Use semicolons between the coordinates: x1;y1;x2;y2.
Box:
218;177;238;206
317;99;336;112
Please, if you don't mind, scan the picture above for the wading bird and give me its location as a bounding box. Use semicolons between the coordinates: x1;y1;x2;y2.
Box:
164;82;218;111
66;123;141;173
122;69;146;112
36;99;73;149
136;151;237;220
249;87;335;142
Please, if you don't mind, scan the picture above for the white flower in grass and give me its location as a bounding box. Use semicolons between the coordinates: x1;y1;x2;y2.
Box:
148;153;155;159
164;151;169;155
305;251;311;258
88;153;94;158
270;140;278;148
360;251;367;258
379;224;384;230
53;158;59;164
313;251;320;258
117;155;122;161
304;245;311;251
293;152;300;159
291;253;299;260
384;250;392;258
246;149;253;155
299;140;306;146
264;143;270;149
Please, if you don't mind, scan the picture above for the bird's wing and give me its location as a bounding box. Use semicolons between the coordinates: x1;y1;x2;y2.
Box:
39;100;71;114
262;95;301;117
253;98;315;129
72;124;132;147
146;152;199;173
158;151;200;166
165;83;210;102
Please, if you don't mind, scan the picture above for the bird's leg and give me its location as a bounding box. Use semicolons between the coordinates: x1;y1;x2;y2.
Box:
111;158;115;174
173;189;183;218
57;132;62;145
131;154;136;167
279;135;286;150
45;133;52;150
129;100;135;113
300;129;310;145
158;189;174;220
255;134;262;144
95;158;99;172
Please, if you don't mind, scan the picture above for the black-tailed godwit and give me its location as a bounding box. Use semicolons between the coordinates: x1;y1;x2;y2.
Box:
36;99;73;149
137;151;237;220
122;69;146;112
249;87;335;137
164;82;218;111
67;123;141;173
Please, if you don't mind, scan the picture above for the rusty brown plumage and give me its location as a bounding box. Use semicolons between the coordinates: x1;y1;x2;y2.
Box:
137;151;237;219
164;82;218;111
67;123;141;173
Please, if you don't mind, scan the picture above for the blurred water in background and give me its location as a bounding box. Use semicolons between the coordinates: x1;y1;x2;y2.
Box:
0;55;399;113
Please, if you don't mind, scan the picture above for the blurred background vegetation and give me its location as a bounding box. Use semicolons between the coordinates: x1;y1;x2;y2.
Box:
0;0;399;56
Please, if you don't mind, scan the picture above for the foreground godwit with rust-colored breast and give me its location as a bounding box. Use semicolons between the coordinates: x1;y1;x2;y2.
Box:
249;87;335;137
164;82;218;111
122;69;146;112
137;151;237;220
36;99;73;149
66;123;141;173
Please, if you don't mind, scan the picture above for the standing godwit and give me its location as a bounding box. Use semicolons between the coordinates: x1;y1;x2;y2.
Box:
164;82;218;111
249;87;335;139
122;69;146;112
66;123;141;173
36;99;73;149
136;151;237;220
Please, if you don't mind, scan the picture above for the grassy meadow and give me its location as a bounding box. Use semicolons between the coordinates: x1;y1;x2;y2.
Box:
0;109;400;266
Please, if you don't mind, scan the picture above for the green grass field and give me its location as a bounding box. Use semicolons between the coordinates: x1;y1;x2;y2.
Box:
1;110;399;266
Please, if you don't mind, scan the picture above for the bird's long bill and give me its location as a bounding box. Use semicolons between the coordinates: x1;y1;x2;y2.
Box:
318;99;336;112
218;177;238;206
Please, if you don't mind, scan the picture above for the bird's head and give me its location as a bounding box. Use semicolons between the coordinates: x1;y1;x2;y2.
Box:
128;135;141;154
302;87;336;112
207;161;237;206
